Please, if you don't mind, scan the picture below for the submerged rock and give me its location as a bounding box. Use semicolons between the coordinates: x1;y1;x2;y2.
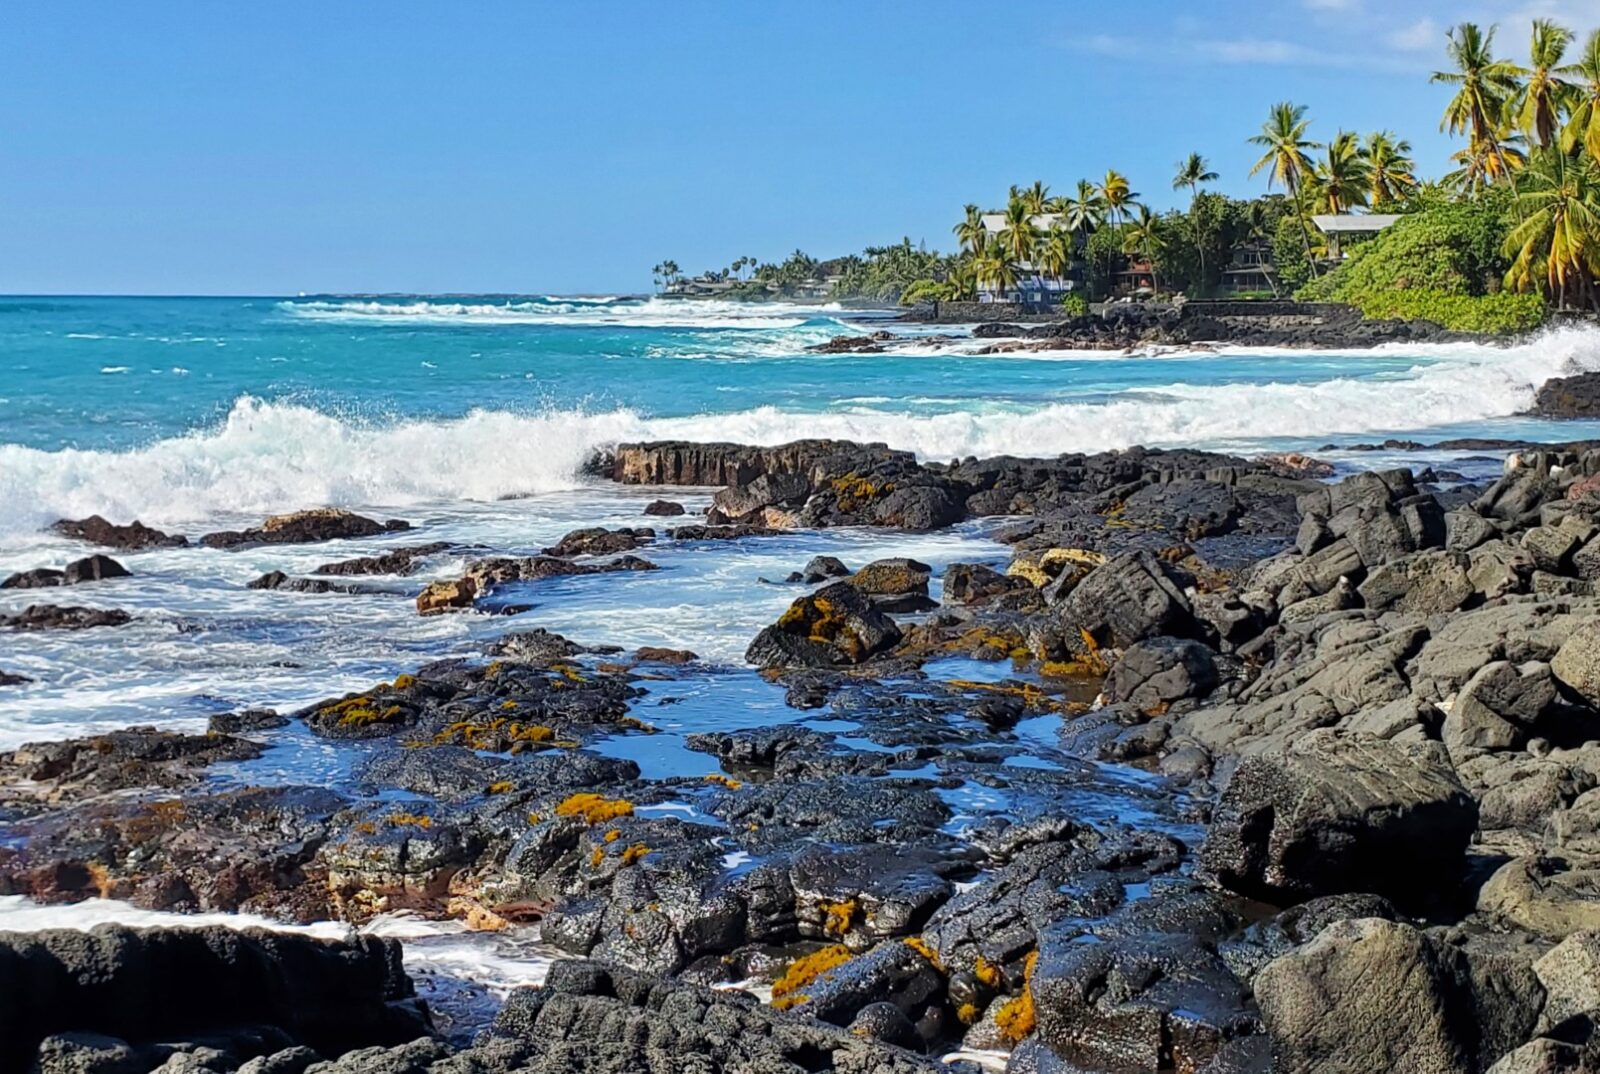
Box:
0;605;132;631
51;515;187;550
200;509;410;550
1;554;130;590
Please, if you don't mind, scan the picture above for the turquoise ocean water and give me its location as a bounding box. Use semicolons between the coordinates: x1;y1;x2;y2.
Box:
4;293;1600;1004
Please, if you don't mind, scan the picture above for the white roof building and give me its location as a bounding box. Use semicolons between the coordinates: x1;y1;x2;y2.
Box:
1311;214;1403;234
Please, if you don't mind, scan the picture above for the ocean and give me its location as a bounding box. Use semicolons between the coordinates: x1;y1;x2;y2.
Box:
3;293;1600;1026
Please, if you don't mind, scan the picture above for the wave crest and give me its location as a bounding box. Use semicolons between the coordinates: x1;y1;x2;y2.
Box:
279;296;850;331
3;326;1599;534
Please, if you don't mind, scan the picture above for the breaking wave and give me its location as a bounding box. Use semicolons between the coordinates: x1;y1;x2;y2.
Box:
278;296;851;331
3;326;1598;534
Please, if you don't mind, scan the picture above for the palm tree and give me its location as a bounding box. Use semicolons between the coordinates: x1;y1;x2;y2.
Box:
1058;179;1107;241
1001;199;1041;275
1172;153;1219;291
1121;205;1165;295
1249;102;1321;275
1020;181;1051;216
1099;170;1139;227
1511;18;1574;149
953;204;988;257
1036;225;1073;291
974;238;1018;301
1362;132;1419;206
1433;23;1523;187
1172;153;1218;203
946;259;978;302
1310;131;1372;215
1503;149;1600;309
1446;132;1529;196
1562;29;1600;161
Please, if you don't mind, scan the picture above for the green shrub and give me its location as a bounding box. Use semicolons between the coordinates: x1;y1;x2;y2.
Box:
1060;292;1088;316
1345;290;1545;334
899;278;952;306
1295;201;1541;333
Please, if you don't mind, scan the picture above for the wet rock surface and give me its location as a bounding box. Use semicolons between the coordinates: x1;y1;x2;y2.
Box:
17;438;1600;1072
5;924;430;1072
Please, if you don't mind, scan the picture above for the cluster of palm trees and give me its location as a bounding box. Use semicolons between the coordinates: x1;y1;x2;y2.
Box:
1427;20;1600;307
1244;104;1421;276
953;169;1174;300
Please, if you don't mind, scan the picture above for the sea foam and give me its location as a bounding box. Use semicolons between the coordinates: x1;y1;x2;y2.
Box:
2;326;1598;535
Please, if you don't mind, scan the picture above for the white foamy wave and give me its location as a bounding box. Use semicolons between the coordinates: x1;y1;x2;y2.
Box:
0;396;655;533
3;327;1597;534
280;296;851;331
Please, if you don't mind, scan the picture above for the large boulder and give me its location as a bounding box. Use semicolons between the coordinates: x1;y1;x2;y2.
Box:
1039;551;1197;659
746;582;902;668
0;924;430;1070
1199;730;1477;906
1103;636;1218;710
1552;621;1600;706
1256;918;1543;1074
849;558;932;597
1030;928;1260;1073
1532;373;1600;419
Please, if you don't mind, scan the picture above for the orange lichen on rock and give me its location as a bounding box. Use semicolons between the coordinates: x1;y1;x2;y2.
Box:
553;792;634;824
770;944;853;1010
994;950;1039;1043
703;773;742;789
822;898;858;937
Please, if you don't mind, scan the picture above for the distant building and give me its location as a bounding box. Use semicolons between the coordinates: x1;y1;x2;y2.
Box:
1311;214;1402;260
976;212;1077;306
1219;240;1278;296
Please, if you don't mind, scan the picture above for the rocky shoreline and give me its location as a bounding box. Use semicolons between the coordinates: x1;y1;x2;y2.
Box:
5;437;1600;1071
887;299;1484;352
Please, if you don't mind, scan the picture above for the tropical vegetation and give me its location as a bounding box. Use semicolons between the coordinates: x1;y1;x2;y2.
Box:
656;16;1600;327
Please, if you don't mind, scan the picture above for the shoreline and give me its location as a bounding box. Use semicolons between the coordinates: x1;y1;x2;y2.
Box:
3;434;1600;1071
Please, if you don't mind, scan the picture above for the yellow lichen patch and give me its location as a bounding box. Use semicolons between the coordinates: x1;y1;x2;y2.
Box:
704;773;742;790
956;1001;980;1025
501;700;519;711
994;950;1039;1043
319;695;406;728
973;954;1003;988
1077;628;1111;675
590;847;605;867
554;793;634;824
393;673;417;690
603;828;622;842
1039;659;1104;679
486;781;514;795
386;812;434;829
618;715;657;734
770;944;852;1007
904;936;943;971
446;897;509;932
432;718;556;752
821;898;858;937
550;663;588;684
620;843;650;866
829;473;894;511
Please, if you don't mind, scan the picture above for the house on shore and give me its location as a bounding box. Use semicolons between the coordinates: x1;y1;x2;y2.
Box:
1219;240;1278;296
976;212;1079;307
1312;213;1402;261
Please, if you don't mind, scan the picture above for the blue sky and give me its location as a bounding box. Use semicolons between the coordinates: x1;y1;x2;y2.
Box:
2;0;1593;295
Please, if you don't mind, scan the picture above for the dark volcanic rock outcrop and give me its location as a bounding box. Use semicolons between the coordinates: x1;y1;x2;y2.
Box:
0;924;430;1071
1532;372;1600;419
